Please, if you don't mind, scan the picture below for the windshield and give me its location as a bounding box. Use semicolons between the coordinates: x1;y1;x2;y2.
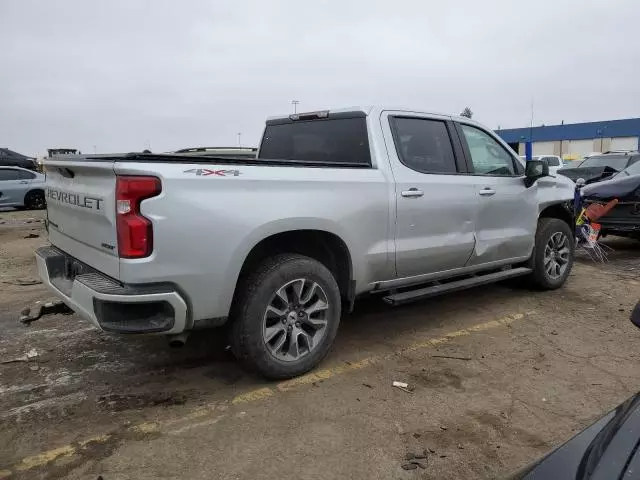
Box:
579;155;629;171
615;159;640;177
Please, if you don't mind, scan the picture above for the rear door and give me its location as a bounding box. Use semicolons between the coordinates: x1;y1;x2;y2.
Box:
381;112;478;278
44;159;120;279
455;122;538;265
0;168;28;206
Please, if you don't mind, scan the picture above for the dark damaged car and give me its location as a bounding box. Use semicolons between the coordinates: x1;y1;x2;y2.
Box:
509;303;640;479
581;160;640;239
509;392;640;479
557;152;640;185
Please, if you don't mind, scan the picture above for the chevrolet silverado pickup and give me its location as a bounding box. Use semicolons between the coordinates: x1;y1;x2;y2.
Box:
37;107;576;379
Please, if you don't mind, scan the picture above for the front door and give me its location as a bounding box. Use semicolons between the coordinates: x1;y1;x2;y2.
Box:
0;168;29;207
456;123;538;265
382;113;479;278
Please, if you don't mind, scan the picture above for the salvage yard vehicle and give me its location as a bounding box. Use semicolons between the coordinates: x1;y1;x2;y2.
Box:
509;391;640;479
558;151;640;184
0;166;46;209
36;107;576;379
581;159;640;240
511;304;640;479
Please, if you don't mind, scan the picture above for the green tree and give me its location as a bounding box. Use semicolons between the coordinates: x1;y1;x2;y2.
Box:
460;107;473;118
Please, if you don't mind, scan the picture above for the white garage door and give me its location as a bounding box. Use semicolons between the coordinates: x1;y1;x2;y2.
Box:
566;140;593;158
611;137;638;151
533;141;555;155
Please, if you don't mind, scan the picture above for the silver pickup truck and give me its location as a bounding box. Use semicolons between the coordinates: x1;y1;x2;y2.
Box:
37;107;575;378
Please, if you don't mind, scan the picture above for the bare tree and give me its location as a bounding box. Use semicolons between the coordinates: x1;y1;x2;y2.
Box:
460;107;473;118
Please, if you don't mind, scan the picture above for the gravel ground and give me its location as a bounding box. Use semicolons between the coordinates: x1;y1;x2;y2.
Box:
0;208;639;479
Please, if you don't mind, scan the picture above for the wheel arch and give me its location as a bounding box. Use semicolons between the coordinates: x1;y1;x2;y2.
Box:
539;201;574;227
224;224;355;319
237;229;352;297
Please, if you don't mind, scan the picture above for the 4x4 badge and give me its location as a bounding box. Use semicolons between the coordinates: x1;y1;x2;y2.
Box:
183;169;241;177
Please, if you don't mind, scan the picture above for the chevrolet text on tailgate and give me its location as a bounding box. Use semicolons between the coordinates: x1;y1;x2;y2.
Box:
37;107;576;379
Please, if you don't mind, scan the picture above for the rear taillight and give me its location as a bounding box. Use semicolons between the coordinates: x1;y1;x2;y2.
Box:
116;176;161;258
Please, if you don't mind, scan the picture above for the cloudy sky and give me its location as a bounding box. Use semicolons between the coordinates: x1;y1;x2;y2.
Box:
1;0;639;156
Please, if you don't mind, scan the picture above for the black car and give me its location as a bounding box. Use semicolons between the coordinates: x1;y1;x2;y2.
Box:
0;149;37;171
558;152;640;185
581;160;640;239
509;302;640;479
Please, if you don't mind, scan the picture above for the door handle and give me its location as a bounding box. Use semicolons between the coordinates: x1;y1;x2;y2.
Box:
479;188;496;196
401;188;424;198
19;180;29;184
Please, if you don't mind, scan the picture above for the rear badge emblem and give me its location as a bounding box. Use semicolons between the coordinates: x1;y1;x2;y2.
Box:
183;169;241;177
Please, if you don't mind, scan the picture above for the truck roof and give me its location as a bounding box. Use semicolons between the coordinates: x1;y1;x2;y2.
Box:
266;106;484;127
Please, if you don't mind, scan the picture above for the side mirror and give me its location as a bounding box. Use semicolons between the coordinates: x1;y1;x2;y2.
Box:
524;160;549;187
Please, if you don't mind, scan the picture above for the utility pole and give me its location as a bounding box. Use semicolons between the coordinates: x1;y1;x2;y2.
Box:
526;99;534;161
237;132;242;148
93;145;97;154
291;100;299;114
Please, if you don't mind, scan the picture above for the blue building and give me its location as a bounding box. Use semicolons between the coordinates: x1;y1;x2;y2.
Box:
496;118;640;160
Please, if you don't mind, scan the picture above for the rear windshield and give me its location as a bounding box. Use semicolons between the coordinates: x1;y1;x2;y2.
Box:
258;118;371;166
580;155;629;171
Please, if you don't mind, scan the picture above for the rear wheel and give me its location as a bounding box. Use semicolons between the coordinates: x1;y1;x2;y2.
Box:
527;218;574;289
230;254;341;379
24;190;45;210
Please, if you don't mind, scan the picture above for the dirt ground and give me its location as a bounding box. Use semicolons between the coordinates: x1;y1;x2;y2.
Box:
1;209;639;480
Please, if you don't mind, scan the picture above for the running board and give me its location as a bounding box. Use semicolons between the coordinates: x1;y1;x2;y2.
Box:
382;267;532;306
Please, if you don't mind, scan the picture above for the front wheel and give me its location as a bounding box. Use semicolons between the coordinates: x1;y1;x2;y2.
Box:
527;218;575;289
230;254;342;379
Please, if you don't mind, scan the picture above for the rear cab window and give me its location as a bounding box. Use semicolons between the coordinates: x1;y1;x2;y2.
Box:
258;112;371;166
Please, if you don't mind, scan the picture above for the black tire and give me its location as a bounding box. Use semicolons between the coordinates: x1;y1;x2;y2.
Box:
24;190;46;210
230;254;342;379
527;218;575;289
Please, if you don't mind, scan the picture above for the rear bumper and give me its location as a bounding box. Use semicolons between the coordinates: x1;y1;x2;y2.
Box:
35;246;189;334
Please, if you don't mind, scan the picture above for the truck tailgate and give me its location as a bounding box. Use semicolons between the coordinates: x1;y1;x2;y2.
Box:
45;159;120;279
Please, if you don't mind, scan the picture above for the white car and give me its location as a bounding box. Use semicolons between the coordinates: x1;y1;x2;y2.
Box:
533;156;565;175
518;155;565;175
0;166;46;209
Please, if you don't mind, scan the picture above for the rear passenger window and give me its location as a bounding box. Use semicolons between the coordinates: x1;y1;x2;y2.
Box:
16;170;35;179
391;118;457;174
